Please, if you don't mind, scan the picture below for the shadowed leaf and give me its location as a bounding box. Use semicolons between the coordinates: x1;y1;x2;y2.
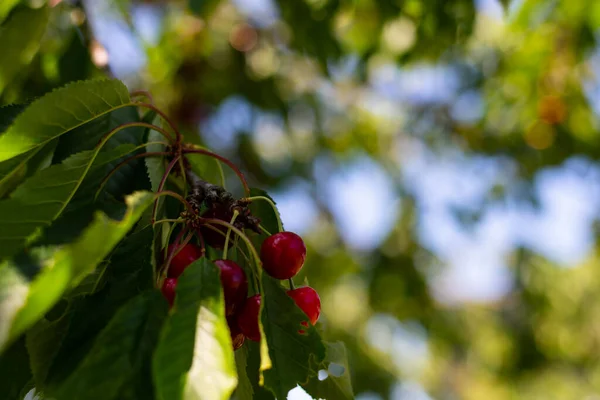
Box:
261;275;326;398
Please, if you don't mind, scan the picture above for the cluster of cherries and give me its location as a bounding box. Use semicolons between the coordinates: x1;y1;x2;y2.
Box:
160;231;321;349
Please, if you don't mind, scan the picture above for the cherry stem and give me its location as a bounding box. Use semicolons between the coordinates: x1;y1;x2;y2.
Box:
258;225;272;236
235;238;252;268
231;240;257;294
182;149;250;196
245;196;283;233
146;140;170;147
153;218;183;225
95;122;171;155
201;224;250;258
93;138;168;197
222;210;240;260
96;150;170;200
137;122;174;143
104;121;174;143
154;190;194;215
202;225;256;290
288;278;296;290
130;90;154;104
133;102;181;143
87;122;173;200
179;230;196;254
151;156;181;224
178;157;188;197
196;228;206;257
202;218;261;274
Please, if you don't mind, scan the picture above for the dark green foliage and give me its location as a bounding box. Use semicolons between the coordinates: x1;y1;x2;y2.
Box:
0;337;32;400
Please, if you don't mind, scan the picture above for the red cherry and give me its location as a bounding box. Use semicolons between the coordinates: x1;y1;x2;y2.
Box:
167;243;203;278
287;286;321;326
161;278;178;307
199;207;232;249
214;260;248;316
237;295;261;342
227;316;245;350
260;232;307;279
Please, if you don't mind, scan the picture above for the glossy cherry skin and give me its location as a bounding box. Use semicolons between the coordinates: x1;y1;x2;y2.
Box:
287;286;321;325
161;278;178;307
214;259;248;316
227;316;245;350
260;232;307;279
199;207;232;249
166;243;203;278
237;295;261;342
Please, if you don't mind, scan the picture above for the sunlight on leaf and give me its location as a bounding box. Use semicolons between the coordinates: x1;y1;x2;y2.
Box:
153;258;237;400
0;144;138;259
0;79;131;161
0;191;155;353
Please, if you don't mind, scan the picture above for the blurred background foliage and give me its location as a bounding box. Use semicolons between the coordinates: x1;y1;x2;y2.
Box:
3;0;600;398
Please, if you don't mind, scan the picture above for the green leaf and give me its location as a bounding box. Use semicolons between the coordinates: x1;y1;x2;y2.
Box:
153;258;238;400
0;78;131;162
248;188;283;235
52;106;142;163
0;191;155;353
66;261;109;298
260;275;326;399
0;0;21;24
0;101;55;200
0;143;140;259
187;145;226;187
29;225;156;390
53;106;152;203
233;346;254;400
26;306;72;386
32;202;125;248
144;112;166;192
145;117;169;274
53;292;166;400
0;337;32;400
144;111;167;221
0;140;57;199
238;342;276;400
0;5;49;94
118;293;169;400
0;104;30;196
303;342;354;400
